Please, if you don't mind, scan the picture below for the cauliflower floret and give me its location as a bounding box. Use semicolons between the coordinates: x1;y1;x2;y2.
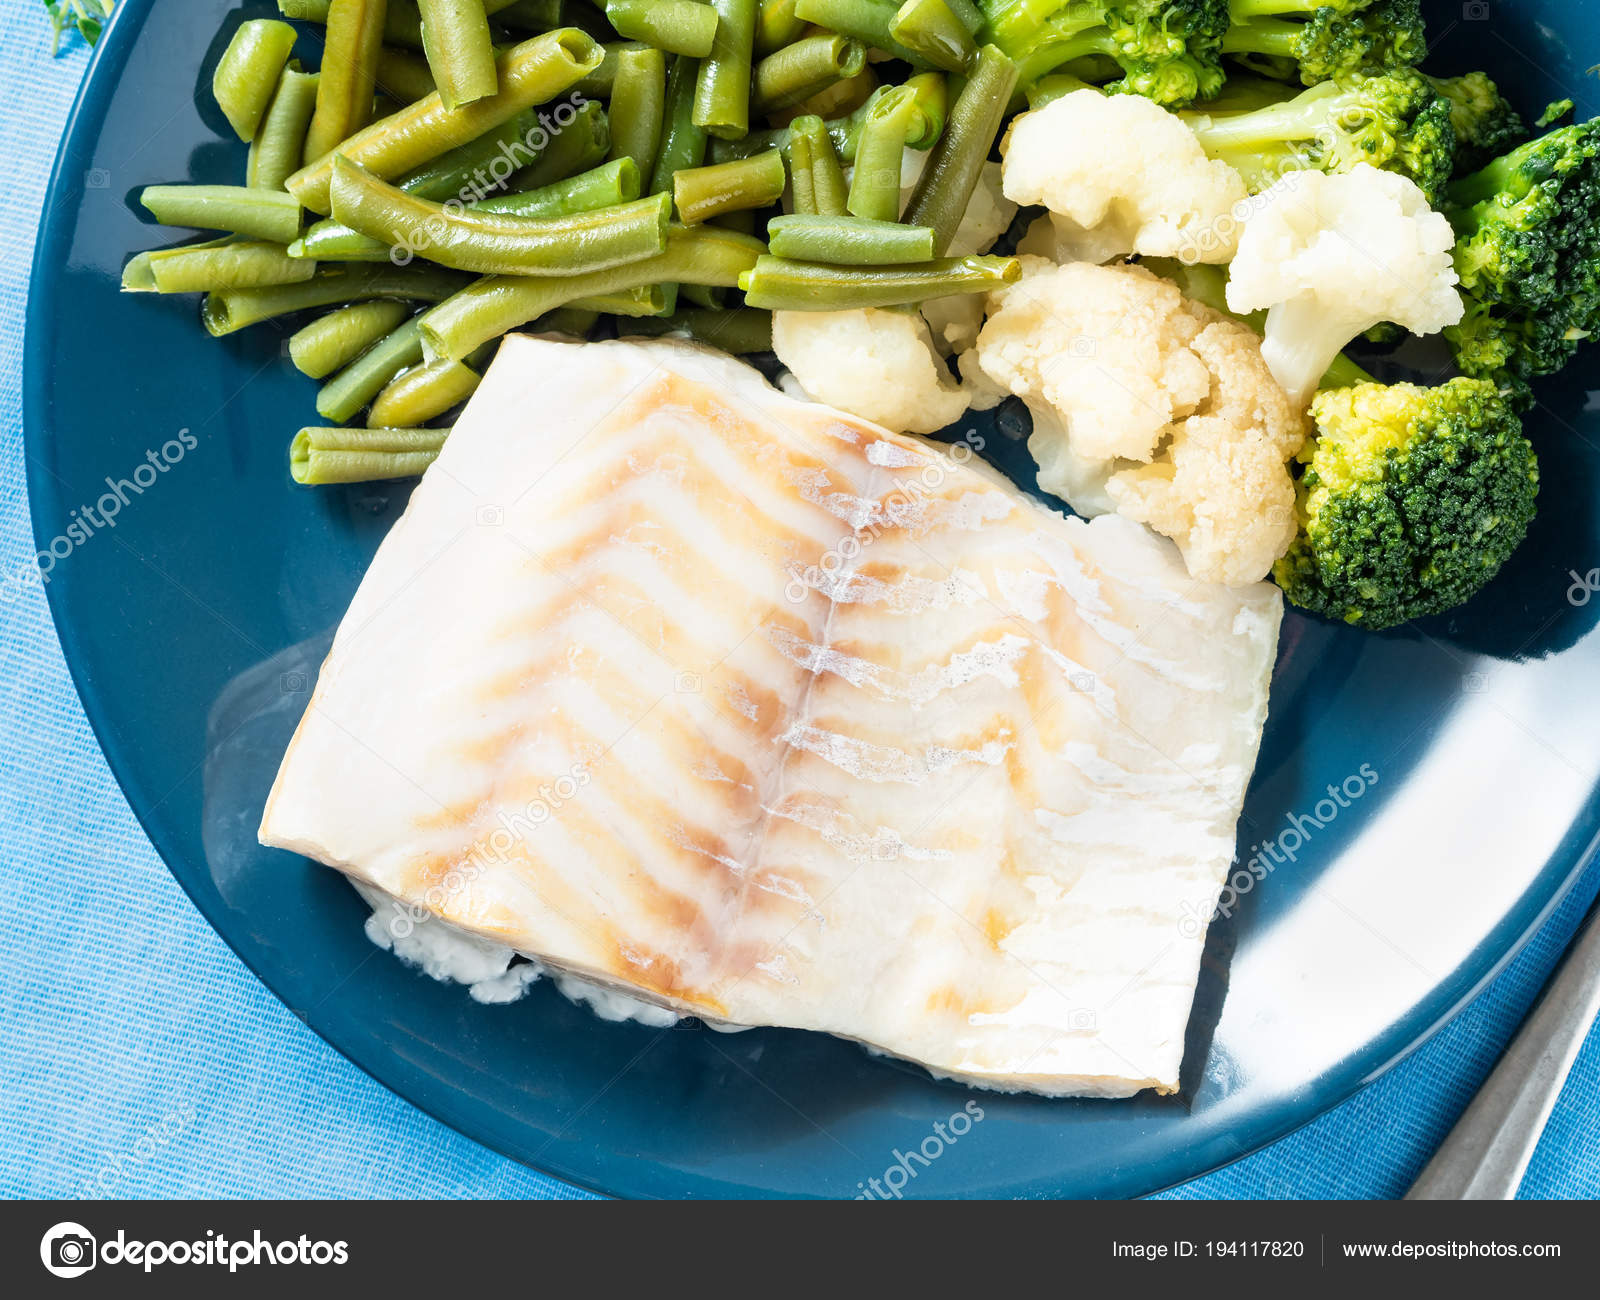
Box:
1107;323;1308;584
1000;90;1249;265
976;260;1307;584
974;258;1213;462
1227;163;1464;406
772;307;971;435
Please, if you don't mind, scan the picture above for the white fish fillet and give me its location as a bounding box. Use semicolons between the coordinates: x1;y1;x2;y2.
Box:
260;336;1282;1098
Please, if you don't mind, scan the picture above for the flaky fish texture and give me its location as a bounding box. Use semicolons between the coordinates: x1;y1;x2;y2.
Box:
261;336;1282;1098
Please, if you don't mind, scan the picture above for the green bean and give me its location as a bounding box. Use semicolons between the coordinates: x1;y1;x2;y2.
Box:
290;111;540;258
751;35;865;115
679;282;726;309
767;213;935;263
792;0;923;66
754;0;804;56
497;0;612;36
570;285;669;315
131;241;318;294
303;0;390;164
330;155;670;274
248;67;322;191
287;30;602;213
420;222;764;358
570;41;624;97
887;0;974;73
213;20;299;141
737;252;1018;309
278;0;526;49
318;317;426;422
375;48;437;103
604;0;720;57
607;46;667;181
649;56;709;198
787;132;818;216
368;354;484;426
532;306;600;334
617;306;771;352
847;86;915;222
792;116;849;215
202;264;472;335
673;150;785;224
294;156;639;260
418;0;499;109
511;98;610;189
901;71;947;147
693;0;757;140
290;300;414;377
139;185;304;245
291;425;451;484
902;44;1015;254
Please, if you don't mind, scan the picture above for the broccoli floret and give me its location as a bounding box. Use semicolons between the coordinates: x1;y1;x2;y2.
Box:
1222;0;1426;87
980;0;1229;106
1274;378;1538;630
1443;118;1600;387
1181;69;1455;202
1423;71;1526;174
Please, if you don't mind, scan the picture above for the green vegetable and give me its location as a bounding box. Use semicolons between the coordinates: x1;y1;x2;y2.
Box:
755;0;805;55
888;0;976;73
291;425;451;484
616;307;773;352
694;0;758;139
248;67;322;190
604;0;721;57
139;185;304;244
1221;0;1426;88
212;19;299;141
44;1;114;54
793;0;925;67
902;43;1015;254
607;45;668;180
201;263;471;335
768;213;937;263
847;86;917;222
649;55;710;196
368;352;488;426
737;252;1020;309
375;47;437;103
751;34;867;114
785;116;849;215
673;150;787;223
417;0;499;109
290;300;413;377
302;0;389;162
419;222;765;359
1443;117;1600;390
512;98;611;189
318;316;426;422
1423;71;1526;176
329;155;671;276
286;29;602;213
1274;378;1538;630
125;240;316;294
977;0;1228;106
1180;69;1456;203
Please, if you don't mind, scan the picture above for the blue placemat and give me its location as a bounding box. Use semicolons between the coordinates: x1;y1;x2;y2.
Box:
2;10;1596;1201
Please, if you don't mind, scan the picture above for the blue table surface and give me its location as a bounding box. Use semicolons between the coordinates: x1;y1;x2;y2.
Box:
3;10;1596;1201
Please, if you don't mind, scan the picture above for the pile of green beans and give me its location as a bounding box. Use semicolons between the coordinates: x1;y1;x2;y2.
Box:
125;0;1021;485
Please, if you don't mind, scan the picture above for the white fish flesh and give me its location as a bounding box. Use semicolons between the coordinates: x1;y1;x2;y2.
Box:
260;336;1282;1097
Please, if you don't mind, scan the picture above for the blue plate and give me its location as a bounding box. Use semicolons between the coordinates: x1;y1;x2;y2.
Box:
25;0;1600;1199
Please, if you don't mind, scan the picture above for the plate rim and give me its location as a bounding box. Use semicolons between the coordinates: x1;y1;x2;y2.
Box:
22;0;1600;1200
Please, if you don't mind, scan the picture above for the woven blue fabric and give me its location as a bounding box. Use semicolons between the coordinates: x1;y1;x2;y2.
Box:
1;11;1595;1202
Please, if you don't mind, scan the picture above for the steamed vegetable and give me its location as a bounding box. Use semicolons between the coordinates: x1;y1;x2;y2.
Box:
1274;378;1538;629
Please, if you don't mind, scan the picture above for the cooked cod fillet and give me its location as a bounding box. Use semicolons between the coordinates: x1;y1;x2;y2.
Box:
261;336;1282;1098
